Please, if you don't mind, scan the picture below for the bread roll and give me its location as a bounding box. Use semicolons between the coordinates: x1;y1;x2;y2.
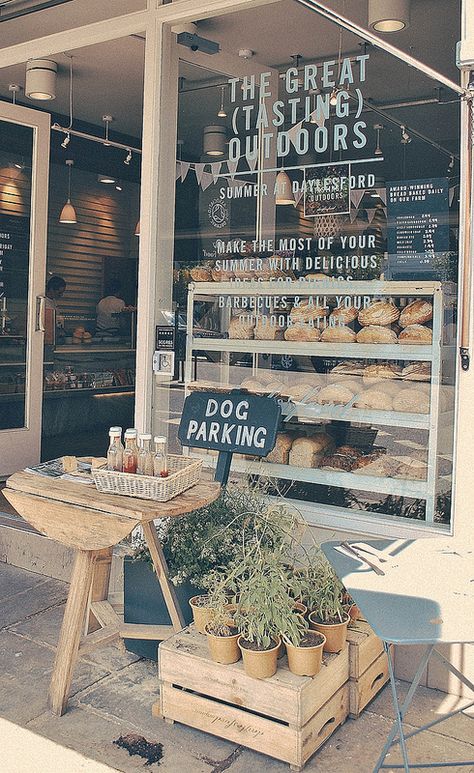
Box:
399;325;432;345
401;363;431;381
254;318;285;340
399;299;433;328
241;379;264;393
211;267;235;282
320;452;355;472
320;325;357;343
391;456;428;480
190;266;213;282
284;324;320;342
328;362;365;381
354;388;393;411
393;389;430;414
286;383;316;402
290;300;329;323
228;317;255;339
356;326;398;345
316;384;354;405
329;305;358;325
265;433;294;464
289;435;332;467
358;301;400;326
62;455;78;472
363;363;402;385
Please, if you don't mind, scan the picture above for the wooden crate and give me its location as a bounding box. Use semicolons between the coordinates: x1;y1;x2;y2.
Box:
156;625;350;771
346;620;390;718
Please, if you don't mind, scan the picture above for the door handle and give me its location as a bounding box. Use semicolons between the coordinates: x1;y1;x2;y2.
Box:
35;295;46;332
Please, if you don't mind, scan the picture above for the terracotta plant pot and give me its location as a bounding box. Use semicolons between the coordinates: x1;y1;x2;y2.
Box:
348;603;362;621
189;595;215;634
283;631;326;676
205;625;241;664
308;611;350;653
293;601;308;617
237;635;281;679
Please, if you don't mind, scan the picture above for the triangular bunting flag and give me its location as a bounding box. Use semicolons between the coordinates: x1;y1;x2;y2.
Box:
246;153;258;172
226;159;239;180
180;161;190;182
201;172;213;191
350;189;365;210
449;187;455;206
211;162;222;183
175;161;181;181
231;178;247;188
194;163;205;185
376;187;387;204
366;208;377;223
349;206;359;223
308;110;325;129
294;187;304;207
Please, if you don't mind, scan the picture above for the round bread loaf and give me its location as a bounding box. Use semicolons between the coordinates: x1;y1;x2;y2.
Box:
399;299;433;328
254;319;285;340
286;383;316;402
363;363;402;385
316;384;354;405
190;266;213;282
329;305;358;325
356;326;398;344
265;433;294;464
211;267;235;282
240;379;264;393
264;380;285;393
375;380;403;397
398;324;432;345
358;301;400;326
228;317;255;339
289;435;333;468
320;325;357;343
392;389;430;413
401;362;431;381
328;362;365;381
354;388;393;411
290;300;329;323
284;324;320;342
391;456;428;480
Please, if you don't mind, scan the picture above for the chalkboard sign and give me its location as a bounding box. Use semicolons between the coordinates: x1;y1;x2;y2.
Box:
0;214;30;301
178;390;281;484
386;178;450;280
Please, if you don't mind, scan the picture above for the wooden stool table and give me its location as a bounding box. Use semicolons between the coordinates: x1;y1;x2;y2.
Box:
4;470;220;716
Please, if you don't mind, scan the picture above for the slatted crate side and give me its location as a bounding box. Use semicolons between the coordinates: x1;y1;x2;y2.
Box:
346;620;385;678
299;646;349;726
349;650;390;719
299;685;349;768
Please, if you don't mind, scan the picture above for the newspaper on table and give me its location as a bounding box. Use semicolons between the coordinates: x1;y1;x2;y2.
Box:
24;458;94;484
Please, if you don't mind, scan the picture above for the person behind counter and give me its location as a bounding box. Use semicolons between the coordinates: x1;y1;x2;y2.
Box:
44;275;66;342
96;280;135;336
45;275;66;311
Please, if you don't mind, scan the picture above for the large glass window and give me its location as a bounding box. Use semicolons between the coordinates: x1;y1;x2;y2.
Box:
164;0;461;532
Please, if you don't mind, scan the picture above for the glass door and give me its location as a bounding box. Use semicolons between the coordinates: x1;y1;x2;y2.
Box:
0;102;50;476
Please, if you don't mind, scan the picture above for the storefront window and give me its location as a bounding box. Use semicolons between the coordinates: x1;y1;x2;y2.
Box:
167;2;461;531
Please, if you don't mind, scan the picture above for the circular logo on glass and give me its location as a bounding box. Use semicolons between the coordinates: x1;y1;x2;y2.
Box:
208;198;229;229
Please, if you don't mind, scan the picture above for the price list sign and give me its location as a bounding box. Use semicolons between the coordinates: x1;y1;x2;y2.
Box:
386;178;449;280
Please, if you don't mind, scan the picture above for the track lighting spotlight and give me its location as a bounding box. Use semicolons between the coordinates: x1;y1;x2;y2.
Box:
374;124;383;156
61;132;71;149
400;125;411;144
124;149;132;166
330;89;339;106
448;155;455;172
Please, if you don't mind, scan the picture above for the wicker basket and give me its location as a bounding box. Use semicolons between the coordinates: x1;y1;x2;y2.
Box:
92;455;202;502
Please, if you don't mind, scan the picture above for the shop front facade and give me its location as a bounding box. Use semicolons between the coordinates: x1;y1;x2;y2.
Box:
0;0;473;692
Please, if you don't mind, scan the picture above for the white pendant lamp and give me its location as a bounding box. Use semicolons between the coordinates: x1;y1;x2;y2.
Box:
134;219;140;237
275;170;295;205
25;59;57;100
203;125;226;157
59;160;77;224
368;0;410;32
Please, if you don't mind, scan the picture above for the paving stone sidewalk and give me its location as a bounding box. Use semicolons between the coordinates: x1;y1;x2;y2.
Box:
1;561;474;773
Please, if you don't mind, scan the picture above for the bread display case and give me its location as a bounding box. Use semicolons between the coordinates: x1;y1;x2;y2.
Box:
184;279;456;529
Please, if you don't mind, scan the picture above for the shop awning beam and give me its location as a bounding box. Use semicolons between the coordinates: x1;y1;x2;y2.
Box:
293;0;471;99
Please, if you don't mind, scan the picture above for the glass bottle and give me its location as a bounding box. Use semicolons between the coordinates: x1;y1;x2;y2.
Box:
123;429;138;474
137;433;154;476
107;426;123;471
153;436;168;478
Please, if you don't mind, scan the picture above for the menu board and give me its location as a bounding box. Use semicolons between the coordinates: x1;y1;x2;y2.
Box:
0;214;30;300
386;178;449;279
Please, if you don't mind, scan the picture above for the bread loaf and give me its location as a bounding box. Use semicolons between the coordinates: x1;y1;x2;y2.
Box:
211;267;235;282
228;317;255;339
286;383;316;402
62;455;78;472
358;301;400;326
401;362;431;381
398;324;432;345
393;388;430;414
399;299;433;328
329;305;358;325
265;433;294;464
363;363;402;385
290;300;329;323
356;326;398;344
284;324;320;341
190;266;213;282
354;388;393;411
304;272;332;281
320;325;357;343
391;456;428;480
241;379;264;393
289;435;333;467
316;384;354;405
328;362;365;381
352;453;395;477
254;318;285;340
320;452;355;472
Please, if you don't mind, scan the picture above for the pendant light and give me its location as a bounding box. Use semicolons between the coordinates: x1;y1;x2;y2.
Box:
368;0;410;32
275;170;294;205
134;219;140;237
203;125;226;156
59;160;77;224
25;59;57;100
217;86;227;118
374;123;384;156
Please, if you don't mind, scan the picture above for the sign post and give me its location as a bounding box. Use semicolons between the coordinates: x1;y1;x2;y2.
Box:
178;390;281;485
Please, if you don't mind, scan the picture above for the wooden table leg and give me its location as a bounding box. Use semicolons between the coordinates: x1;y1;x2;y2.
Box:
49;549;97;716
142;521;185;632
87;547;113;634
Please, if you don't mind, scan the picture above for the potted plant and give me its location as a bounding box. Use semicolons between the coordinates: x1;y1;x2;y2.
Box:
305;562;350;653
204;584;241;665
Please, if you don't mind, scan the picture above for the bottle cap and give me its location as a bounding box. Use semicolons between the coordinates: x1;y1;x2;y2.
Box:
154;436;167;444
109;426;122;436
139;433;152;441
124;428;137;438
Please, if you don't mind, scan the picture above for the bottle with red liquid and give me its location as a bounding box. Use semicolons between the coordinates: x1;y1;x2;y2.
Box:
153;436;168;478
123;428;138;474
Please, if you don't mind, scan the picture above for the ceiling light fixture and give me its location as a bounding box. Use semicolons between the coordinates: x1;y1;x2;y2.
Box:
59;160;77;224
61;132;70;149
448;155;455;173
115;185;122;191
203;125;226;157
374;123;384;155
400;125;411;144
330;89;339;106
102;115;113;147
217;86;227;118
368;0;410;33
124;149;132;166
134;219;140;237
8;84;21;104
275;170;295;205
25;58;57;100
98;173;116;184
